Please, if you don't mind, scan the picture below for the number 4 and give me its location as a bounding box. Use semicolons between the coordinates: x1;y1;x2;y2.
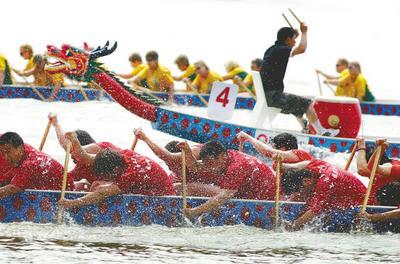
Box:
216;87;230;107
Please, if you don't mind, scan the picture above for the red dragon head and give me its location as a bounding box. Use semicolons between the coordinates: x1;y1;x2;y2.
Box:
45;41;117;80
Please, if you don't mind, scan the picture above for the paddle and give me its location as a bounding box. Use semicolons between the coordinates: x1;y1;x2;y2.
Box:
343;143;357;171
20;75;46;101
131;135;138;151
288;8;301;23
38;119;52;151
181;149;187;211
360;140;385;213
282;13;293;28
274;153;282;229
56;141;72;224
316;71;323;96
187;86;209;106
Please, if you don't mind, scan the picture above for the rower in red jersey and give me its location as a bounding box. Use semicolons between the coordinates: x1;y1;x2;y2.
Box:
181;140;276;220
237;131;312;170
58;132;175;209
0;132;73;198
48;113;122;189
133;128;221;197
281;159;367;231
356;138;400;205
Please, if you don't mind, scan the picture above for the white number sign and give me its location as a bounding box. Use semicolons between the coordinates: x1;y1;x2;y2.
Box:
207;82;238;120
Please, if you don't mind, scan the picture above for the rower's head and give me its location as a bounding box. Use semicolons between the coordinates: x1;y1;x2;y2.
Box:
376;182;400;206
199;141;229;174
272;133;298;151
281;169;313;196
365;146;391;165
20;44;33;60
348;61;361;77
33;54;47;70
175;55;190;71
0;132;26;167
276;27;299;48
75;130;96;146
146;50;159;70
194;61;209;77
251;58;262;71
335;58;349;74
129;53;142;68
165;140;181;153
224;61;239;73
93;149;126;181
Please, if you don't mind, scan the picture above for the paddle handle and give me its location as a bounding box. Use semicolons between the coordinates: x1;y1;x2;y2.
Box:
282;13;293;28
39;120;52;151
288;8;301;23
131;136;139;151
182;151;187;210
316;72;323;96
274;154;282;228
361;145;383;213
343;143;357;171
57;141;72;224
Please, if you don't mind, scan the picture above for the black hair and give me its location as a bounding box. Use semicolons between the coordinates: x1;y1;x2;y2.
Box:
272;133;298;150
199;141;226;160
165;141;180;153
276;27;298;44
0;132;24;147
129;53;142;63
251;58;263;69
365;146;391;165
93;149;125;179
75;129;96;146
145;50;158;62
375;181;400;206
281;169;312;195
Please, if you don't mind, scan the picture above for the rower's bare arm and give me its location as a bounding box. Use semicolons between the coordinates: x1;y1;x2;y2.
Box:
16;66;36;77
315;69;339;80
184;189;236;218
291;22;308;57
59;184;121;208
360;209;400;222
237;132;277;158
356;138;370;176
324;79;340;86
48;113;68;149
282;160;311;171
290;209;316;230
367;140;389;175
0;184;22;199
116;73;134;79
65;132;96;165
177;142;200;172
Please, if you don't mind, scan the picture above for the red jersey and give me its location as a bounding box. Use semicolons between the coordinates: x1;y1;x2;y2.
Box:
273;149;312;170
368;160;400;205
305;159;366;214
116;150;176;196
9;145;73;190
70;142;122;183
198;150;276;200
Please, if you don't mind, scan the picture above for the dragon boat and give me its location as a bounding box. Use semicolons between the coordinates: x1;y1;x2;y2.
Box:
37;41;400;159
1;189;399;233
2;85;400;117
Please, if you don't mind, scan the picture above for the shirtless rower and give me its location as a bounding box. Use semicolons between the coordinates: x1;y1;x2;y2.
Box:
58;132;175;209
281;159;368;231
180;140;276;219
0;132;73;198
260;22;339;136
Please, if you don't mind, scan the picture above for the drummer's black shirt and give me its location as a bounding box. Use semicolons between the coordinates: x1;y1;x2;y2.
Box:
260;41;292;94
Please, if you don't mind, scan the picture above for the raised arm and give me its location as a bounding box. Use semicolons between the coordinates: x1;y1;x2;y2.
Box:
0;184;22;199
65;132;96;165
176;141;201;173
48;113;68;149
367;140;390;176
291;22;308;57
356;138;370;176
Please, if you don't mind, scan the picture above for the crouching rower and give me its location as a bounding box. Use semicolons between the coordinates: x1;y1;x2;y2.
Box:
282;159;368;231
0;132;73;198
48;113;122;190
180;141;276;219
58;132;175;209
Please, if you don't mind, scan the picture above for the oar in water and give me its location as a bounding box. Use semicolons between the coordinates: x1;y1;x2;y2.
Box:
343;143;357;171
38;118;52;151
361;140;385;213
274;154;282;229
56;141;72;224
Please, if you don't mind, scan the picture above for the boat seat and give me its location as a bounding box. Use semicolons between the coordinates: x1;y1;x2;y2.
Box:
251;71;281;128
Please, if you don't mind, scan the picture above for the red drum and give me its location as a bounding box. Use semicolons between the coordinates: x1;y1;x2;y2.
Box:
312;96;361;138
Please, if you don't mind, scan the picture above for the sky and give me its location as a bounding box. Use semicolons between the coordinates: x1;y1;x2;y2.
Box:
2;0;400;98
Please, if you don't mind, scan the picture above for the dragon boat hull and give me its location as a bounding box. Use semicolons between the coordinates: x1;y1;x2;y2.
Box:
1;190;399;233
1;85;400;117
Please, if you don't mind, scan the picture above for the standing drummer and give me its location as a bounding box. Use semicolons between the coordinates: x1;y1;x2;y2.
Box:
260;19;339;137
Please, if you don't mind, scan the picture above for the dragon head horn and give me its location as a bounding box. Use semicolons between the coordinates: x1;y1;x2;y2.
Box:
89;41;118;60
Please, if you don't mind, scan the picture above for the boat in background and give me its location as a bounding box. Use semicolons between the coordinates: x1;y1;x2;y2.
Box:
1;189;399;233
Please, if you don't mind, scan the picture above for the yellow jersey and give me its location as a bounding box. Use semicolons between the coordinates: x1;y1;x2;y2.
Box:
24;57;35;71
225;67;248;83
334;69;350;96
242;74;256;94
130;63;147;78
338;73;367;100
192;71;223;94
137;64;174;92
